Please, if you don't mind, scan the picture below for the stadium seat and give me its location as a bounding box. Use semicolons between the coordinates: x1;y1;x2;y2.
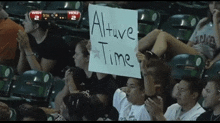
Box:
45;1;83;28
137;9;161;38
160;14;200;44
202;60;220;82
11;70;53;103
0;65;14;97
9;108;17;121
167;54;205;80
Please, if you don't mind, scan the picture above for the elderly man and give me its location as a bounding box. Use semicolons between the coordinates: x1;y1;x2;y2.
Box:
0;2;24;68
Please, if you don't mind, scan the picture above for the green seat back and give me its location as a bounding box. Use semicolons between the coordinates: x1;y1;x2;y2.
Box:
161;14;199;43
0;65;14;97
167;54;205;80
9;108;17;121
203;60;220;81
11;70;53;101
137;9;161;38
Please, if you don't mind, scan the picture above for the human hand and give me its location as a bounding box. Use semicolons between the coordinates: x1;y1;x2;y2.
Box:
64;69;73;85
86;40;91;54
16;30;31;51
145;96;164;120
205;59;214;69
213;9;220;23
136;51;148;73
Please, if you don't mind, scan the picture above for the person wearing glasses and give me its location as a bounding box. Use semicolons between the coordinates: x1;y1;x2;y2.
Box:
197;76;220;121
138;1;220;70
0;2;24;68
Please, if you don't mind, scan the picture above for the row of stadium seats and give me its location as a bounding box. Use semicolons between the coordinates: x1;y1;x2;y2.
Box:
1;1;205;44
0;53;218;108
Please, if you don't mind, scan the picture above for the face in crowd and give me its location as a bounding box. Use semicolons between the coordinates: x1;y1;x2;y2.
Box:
175;80;196;106
209;1;220;15
73;41;89;69
202;81;220;109
126;78;145;105
22;13;39;33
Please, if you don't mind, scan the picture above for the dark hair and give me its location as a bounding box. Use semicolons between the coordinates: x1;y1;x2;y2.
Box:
182;76;204;101
198;2;212;29
0;101;10;121
77;39;90;57
208;75;220;95
20;106;47;121
63;93;106;121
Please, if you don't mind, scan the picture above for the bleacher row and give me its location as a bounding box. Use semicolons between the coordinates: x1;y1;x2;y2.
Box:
0;1;217;121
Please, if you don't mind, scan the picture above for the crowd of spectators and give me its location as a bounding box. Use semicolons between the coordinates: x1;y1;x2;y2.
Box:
1;1;220;121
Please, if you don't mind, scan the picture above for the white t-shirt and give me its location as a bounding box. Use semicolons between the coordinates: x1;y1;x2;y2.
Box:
113;89;151;121
164;102;206;121
189;21;217;59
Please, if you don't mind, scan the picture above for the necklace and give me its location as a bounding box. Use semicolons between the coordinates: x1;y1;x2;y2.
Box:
210;112;220;121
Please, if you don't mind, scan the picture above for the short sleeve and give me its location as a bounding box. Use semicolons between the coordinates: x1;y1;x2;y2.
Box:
113;89;126;112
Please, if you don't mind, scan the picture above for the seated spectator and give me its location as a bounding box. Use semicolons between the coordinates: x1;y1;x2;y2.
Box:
0;101;11;121
138;1;220;69
16;12;71;78
110;51;173;121
197;75;220;121
18;103;47;121
62;93;116;121
145;77;205;121
54;39;118;119
86;40;128;88
0;2;24;69
136;51;176;112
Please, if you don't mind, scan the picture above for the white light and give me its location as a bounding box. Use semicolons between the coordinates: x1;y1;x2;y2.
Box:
33;77;38;81
141;14;145;20
64;2;68;8
180;20;184;26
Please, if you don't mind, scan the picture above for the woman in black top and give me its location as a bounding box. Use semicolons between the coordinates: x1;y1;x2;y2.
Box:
17;13;71;78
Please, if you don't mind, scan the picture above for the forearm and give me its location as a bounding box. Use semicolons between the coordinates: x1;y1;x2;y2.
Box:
143;75;156;96
24;48;42;71
213;19;220;48
211;52;220;64
17;51;29;74
155;113;167;121
138;29;161;52
54;85;70;110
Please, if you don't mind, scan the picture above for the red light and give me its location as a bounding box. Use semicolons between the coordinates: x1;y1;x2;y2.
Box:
67;11;81;21
29;11;43;21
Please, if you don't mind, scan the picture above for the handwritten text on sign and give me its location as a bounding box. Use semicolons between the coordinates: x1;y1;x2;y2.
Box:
88;4;141;78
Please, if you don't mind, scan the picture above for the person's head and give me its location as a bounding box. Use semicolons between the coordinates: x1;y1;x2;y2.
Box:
202;75;220;110
200;1;220;28
0;2;9;19
20;106;47;121
73;39;90;69
175;77;203;107
63;93;106;121
209;1;220;15
0;101;10;121
126;78;145;105
22;12;49;33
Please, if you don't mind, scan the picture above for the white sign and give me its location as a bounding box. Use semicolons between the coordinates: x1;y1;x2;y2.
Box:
88;4;141;78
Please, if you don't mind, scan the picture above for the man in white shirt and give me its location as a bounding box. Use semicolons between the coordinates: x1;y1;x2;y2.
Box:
145;78;206;121
113;51;172;121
